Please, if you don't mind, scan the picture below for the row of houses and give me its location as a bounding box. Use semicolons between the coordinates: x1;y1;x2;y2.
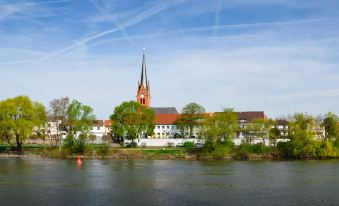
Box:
42;107;325;147
36;52;325;146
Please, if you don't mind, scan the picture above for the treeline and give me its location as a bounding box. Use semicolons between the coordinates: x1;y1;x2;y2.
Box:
175;103;339;159
1;96;339;159
0;96;97;154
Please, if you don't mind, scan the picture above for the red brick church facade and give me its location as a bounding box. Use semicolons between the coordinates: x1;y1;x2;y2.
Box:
136;51;151;107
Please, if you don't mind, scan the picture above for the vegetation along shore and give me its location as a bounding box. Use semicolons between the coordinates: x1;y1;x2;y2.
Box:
0;95;339;160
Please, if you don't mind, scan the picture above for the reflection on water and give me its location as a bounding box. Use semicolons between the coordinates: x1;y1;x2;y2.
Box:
1;158;339;206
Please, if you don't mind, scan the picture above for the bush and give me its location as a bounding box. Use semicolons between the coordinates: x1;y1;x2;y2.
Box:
277;141;294;157
0;145;8;153
62;133;89;155
183;141;195;148
96;144;110;156
125;142;137;148
236;143;252;158
251;143;268;154
211;144;232;159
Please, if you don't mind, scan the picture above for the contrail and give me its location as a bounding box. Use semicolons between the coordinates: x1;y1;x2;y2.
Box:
89;0;133;45
42;1;185;62
212;0;223;37
0;0;70;7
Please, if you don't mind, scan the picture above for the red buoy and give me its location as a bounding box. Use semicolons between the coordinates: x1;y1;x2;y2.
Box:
76;155;83;167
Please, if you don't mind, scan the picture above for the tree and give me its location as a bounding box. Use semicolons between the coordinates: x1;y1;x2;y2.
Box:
48;97;70;147
67;99;95;134
269;121;281;149
323;112;338;140
110;101;155;147
202;108;238;144
89;134;97;144
0;96;47;153
176;102;205;138
60;99;95;154
244;118;272;146
288;113;318;157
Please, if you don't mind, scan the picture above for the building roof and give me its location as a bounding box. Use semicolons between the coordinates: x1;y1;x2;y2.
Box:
277;119;289;126
237;111;266;122
104;120;111;127
92;120;104;127
155;114;181;125
151;107;178;114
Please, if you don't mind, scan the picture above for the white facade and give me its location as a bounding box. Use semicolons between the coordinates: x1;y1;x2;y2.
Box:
153;124;179;138
126;138;204;147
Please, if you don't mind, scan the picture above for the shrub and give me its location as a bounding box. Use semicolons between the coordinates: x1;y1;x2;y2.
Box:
0;145;8;153
236;143;252;158
251;143;268;154
183;141;194;148
62;133;89;155
96;144;110;156
277;141;294;157
211;144;232;159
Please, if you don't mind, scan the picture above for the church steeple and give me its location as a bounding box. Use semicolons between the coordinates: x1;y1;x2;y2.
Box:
140;50;146;85
136;49;151;107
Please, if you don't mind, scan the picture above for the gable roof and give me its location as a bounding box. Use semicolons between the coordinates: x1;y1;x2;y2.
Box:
151;107;178;114
155;114;181;125
92;120;104;127
237;111;266;122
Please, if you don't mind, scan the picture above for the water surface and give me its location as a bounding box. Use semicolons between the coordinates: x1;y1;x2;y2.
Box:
1;158;339;206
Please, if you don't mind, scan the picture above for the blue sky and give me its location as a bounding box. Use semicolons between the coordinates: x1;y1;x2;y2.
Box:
0;0;339;119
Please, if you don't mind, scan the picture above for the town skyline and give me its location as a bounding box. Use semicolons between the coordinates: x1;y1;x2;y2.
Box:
0;0;338;119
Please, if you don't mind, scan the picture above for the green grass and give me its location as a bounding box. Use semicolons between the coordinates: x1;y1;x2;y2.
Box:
142;149;184;155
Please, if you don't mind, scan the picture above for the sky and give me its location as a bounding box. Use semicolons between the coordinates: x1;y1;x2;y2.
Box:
0;0;338;119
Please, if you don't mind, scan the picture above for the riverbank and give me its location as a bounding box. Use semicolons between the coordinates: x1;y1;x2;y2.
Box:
2;143;338;160
0;147;324;160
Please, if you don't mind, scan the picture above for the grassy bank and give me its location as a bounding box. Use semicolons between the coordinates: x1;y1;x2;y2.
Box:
1;143;339;160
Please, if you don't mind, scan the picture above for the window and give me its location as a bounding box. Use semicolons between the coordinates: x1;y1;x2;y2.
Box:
97;127;100;130
167;126;170;129
157;126;160;129
172;126;175;129
162;126;165;129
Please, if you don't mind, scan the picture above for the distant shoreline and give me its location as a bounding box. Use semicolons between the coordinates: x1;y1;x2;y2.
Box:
0;149;336;161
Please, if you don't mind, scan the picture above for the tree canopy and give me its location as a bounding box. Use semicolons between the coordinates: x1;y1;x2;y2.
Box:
202;108;238;143
0;96;47;153
67;99;96;134
110;101;155;145
175;102;205;138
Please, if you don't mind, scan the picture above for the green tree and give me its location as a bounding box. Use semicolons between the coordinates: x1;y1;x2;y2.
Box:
244;118;272;146
288;113;318;157
61;100;95;154
176;102;205;138
110;101;155;147
269;121;281;149
202;108;238;144
323;112;338;140
67;99;95;134
0;96;47;153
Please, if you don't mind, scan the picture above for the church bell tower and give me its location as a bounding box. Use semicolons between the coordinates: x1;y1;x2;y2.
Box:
136;49;151;107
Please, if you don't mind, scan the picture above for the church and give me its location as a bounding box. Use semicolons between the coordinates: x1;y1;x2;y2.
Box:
136;51;183;140
133;51;269;147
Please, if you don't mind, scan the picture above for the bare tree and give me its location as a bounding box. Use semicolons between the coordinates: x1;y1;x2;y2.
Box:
48;97;70;147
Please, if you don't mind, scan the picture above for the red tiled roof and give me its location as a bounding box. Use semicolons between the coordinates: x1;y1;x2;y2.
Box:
104;120;111;127
155;114;181;125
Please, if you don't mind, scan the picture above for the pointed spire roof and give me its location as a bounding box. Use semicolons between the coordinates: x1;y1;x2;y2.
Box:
140;48;148;87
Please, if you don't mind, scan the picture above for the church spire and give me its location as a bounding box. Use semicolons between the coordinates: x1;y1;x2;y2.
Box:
136;49;151;107
140;48;146;86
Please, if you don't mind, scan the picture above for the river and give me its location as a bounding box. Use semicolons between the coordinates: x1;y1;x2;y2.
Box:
0;158;339;206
